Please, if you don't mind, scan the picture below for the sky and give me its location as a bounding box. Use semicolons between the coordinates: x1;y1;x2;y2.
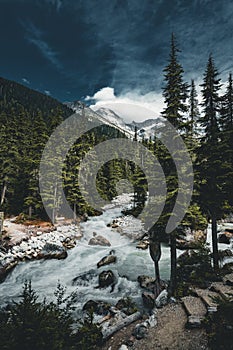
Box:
1;0;233;119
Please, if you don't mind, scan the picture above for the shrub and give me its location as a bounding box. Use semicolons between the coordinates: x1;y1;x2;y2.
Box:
206;297;233;350
0;281;103;350
75;311;103;349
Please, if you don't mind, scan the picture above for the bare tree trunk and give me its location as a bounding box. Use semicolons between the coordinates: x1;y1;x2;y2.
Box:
0;212;4;238
28;206;32;218
149;240;162;297
154;261;161;297
211;215;219;270
52;182;57;224
155;261;160;282
169;232;177;296
73;203;77;220
0;182;7;206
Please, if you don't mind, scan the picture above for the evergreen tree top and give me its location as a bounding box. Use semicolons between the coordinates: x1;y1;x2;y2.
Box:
199;54;221;141
162;33;189;131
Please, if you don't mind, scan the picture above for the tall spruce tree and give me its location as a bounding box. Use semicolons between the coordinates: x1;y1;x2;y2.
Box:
160;33;189;295
162;33;189;131
188;79;200;140
197;55;225;270
220;73;233;131
219;73;233;209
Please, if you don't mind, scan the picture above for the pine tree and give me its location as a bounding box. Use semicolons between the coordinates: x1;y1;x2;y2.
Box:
160;34;189;295
197;55;225;270
0;112;20;213
24;111;49;217
219;73;233;209
199;55;221;141
188;79;200;140
162;33;189;132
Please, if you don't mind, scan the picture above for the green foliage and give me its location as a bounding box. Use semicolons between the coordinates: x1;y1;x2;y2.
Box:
0;77;71;118
116;296;138;315
177;243;211;272
196;55;232;269
0;281;103;350
0;77;148;221
206;297;233;350
175;281;191;298
75;311;103;349
219;73;233;208
162;33;189;131
160;33;190;295
0;77;72;217
177;244;219;290
181;203;208;231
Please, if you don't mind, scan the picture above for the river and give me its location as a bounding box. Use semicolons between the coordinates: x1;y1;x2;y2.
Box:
0;196;172;313
1;195;232;315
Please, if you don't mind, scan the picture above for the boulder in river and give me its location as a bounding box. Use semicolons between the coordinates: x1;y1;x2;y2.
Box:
88;235;111;247
136;240;149;250
0;261;18;283
38;243;67;260
98;270;116;291
218;232;232;244
218;249;233;259
72;269;96;286
62;237;76;249
97;250;116;268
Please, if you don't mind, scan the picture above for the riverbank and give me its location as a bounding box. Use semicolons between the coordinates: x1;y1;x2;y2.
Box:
101;302;210;350
100;262;233;350
0;218;82;282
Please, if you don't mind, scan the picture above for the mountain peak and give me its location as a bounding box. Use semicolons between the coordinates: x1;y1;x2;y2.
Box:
64;101;163;140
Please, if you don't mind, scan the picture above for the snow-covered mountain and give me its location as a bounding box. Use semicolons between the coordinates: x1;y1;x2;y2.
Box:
65;101;164;139
127;118;165;139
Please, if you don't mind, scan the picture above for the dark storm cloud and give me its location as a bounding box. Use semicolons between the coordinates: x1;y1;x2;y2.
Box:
0;0;233;101
75;0;233;92
22;20;63;70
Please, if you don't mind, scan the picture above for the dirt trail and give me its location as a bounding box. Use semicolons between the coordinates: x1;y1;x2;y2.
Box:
102;303;209;350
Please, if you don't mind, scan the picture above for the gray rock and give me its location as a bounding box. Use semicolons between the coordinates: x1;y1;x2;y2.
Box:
170;296;177;304
186;315;203;329
72;270;96;286
145;312;157;328
218;233;231;244
89;235;111;247
155;289;168;308
97;251;116;268
98;270;115;290
132;323;148;339
118;345;128;350
39;243;67;260
136;240;149;250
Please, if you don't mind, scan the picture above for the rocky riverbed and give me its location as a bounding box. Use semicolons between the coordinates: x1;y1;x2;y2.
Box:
0;221;82;282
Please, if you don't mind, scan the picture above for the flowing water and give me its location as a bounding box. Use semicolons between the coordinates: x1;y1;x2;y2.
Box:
0;197;172;313
1;196;232;314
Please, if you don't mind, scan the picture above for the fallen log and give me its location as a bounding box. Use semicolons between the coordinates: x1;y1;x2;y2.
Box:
102;311;141;340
